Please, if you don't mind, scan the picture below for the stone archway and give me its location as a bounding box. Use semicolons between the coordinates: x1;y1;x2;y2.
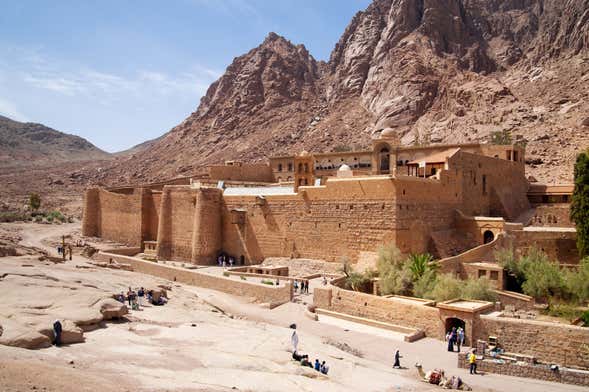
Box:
445;317;467;345
483;230;495;244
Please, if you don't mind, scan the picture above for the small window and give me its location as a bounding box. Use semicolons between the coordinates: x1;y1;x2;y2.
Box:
288;163;293;171
478;270;486;278
278;163;283;172
482;175;487;195
490;271;499;280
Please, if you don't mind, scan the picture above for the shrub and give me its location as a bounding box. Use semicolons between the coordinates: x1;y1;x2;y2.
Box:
29;193;41;211
519;249;567;301
581;310;589;327
425;274;462;302
413;268;438;299
222;271;230;277
46;211;67;223
261;279;274;286
490;130;512;145
543;302;584;322
461;277;497;302
564;257;589;304
0;211;30;223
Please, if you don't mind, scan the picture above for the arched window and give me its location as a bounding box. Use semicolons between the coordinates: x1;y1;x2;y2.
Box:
483;230;495;244
304;163;308;173
298;163;303;173
278;163;283;172
379;146;390;173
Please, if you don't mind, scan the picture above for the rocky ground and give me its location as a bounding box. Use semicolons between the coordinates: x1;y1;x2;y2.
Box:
1;222;588;392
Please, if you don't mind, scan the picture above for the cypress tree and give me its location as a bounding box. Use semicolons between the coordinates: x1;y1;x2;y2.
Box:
571;150;589;257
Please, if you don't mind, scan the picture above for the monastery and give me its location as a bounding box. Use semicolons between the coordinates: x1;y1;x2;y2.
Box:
82;129;575;274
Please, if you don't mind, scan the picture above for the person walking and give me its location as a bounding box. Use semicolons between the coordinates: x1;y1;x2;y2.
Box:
393;349;401;368
138;287;145;307
53;319;63;346
469;350;478;374
291;326;299;353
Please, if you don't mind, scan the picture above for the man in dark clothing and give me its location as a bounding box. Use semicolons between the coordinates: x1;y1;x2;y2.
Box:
53;320;62;346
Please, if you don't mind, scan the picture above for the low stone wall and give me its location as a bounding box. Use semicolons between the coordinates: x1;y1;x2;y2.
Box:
494;290;535;310
313;286;443;339
457;353;589;386
478;314;589;369
437;234;504;276
101;247;142;256
96;252;292;305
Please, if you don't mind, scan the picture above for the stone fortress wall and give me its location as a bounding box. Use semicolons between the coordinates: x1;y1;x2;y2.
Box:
82;145;533;265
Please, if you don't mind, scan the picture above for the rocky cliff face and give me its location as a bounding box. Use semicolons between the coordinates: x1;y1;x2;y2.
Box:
104;0;589;185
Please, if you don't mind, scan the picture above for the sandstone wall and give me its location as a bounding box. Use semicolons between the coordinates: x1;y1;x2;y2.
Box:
314;286;444;339
221;177;399;263
511;229;579;264
528;204;574;227
208;164;275;183
449;151;529;220
82;188;143;246
478;315;589;369
96;252;292;305
457;352;589;386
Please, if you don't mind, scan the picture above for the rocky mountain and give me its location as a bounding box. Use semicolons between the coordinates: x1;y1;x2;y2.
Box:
0;115;111;168
93;0;589;185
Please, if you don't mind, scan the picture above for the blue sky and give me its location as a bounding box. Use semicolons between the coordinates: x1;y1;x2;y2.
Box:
0;0;372;152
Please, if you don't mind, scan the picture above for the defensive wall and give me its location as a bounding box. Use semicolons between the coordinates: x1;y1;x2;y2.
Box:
95;251;292;306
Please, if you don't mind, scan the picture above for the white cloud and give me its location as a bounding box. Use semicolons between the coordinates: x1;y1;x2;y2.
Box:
0;97;30;122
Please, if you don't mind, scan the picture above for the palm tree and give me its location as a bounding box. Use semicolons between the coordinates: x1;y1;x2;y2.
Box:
407;253;435;281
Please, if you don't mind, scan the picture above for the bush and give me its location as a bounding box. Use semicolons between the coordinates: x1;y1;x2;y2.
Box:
565;257;589;304
240;276;247;281
341;257;376;292
261;279;274;286
45;211;67;223
222;271;230;277
376;244;412;296
581;310;589;327
29;193;41;211
426;274;462;302
543;302;584;322
519;249;567;301
461;277;497;302
0;211;30;223
490;130;512;145
413;269;438;299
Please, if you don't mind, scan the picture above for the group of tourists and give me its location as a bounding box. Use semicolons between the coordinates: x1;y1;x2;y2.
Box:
116;287;167;309
57;245;73;260
216;253;238;268
293;280;309;294
445;326;465;352
290;324;329;375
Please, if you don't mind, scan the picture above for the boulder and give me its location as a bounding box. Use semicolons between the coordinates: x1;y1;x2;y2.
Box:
0;317;52;349
97;298;128;320
60;320;84;344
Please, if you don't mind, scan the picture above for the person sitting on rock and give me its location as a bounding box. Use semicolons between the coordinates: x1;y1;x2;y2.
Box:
117;292;125;303
53;319;63;346
314;359;321;371
300;356;313;368
320;361;329;375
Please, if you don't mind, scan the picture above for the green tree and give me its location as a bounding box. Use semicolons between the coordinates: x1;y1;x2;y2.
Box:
29;193;41;211
565;257;589;304
490;130;513;145
571;150;589;257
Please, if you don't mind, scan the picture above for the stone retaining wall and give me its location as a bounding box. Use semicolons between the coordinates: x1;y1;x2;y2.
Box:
457;353;589;386
96;252;292;305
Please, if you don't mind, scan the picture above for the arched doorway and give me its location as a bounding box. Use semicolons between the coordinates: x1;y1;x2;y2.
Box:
483;230;495;244
445;317;467;344
379;147;390;174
